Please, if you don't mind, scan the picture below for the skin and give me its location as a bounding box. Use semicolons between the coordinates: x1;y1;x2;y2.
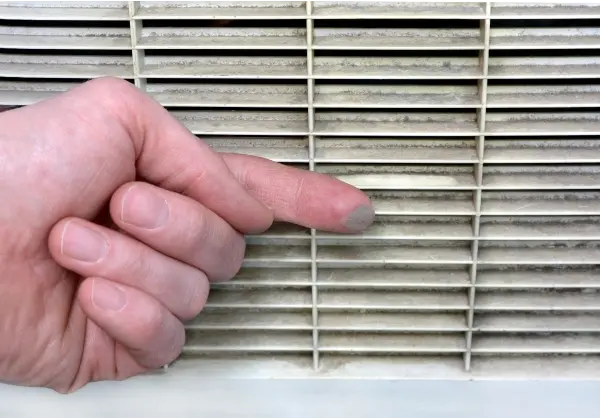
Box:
0;77;374;393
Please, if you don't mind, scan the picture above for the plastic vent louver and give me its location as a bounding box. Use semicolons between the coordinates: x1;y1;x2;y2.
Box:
2;1;600;381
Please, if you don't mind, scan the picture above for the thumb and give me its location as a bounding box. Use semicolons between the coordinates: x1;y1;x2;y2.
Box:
1;77;272;235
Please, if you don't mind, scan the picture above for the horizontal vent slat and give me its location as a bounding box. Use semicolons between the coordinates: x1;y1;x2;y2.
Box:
319;333;466;353
147;83;308;108
0;53;133;78
0;28;132;50
317;267;470;288
136;1;306;20
490;28;600;50
313;29;483;50
368;191;476;215
472;334;600;354
476;313;600;332
476;268;600;288
139;28;307;50
319;312;467;331
172;110;308;135
482;191;600;215
312;2;485;19
476;291;600;311
314;85;480;109
491;3;600;19
0;2;130;21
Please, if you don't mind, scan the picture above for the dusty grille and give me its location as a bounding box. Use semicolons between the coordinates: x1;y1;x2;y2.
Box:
2;1;600;379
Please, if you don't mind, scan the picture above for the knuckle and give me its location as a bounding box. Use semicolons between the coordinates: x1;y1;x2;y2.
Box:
179;271;210;320
86;76;136;98
123;247;154;284
181;207;246;282
181;205;208;252
292;177;306;218
181;167;209;197
81;77;139;120
168;326;186;362
158;321;185;367
218;231;246;281
136;324;184;370
135;304;165;344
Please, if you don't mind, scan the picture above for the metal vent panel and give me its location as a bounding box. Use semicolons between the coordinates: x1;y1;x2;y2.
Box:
2;1;600;380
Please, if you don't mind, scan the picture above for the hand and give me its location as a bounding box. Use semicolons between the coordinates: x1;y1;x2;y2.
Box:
0;77;374;393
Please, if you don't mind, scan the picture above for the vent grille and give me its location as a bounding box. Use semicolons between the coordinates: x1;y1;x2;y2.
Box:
3;1;600;379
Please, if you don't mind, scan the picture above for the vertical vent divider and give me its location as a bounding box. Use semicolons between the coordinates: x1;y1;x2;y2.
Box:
306;0;320;371
465;0;491;372
128;1;145;90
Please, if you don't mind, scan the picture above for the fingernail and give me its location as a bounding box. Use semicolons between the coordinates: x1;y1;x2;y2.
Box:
121;185;169;230
344;205;375;232
92;279;126;311
61;221;108;262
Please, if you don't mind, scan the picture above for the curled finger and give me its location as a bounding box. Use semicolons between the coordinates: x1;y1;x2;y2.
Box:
78;277;185;370
109;181;246;282
48;217;210;320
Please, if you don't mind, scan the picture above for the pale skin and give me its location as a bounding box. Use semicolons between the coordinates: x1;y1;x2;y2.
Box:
0;77;374;393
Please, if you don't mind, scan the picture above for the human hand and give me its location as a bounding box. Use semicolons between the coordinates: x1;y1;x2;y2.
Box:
0;78;374;393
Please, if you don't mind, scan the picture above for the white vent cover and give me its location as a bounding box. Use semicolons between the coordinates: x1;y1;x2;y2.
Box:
3;1;600;385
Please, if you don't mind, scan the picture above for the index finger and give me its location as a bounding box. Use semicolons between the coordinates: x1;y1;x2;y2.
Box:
221;153;375;233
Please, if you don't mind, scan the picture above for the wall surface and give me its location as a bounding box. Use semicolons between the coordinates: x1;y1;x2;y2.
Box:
1;373;600;418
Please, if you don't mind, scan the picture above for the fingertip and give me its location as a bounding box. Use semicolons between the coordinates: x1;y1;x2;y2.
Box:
340;203;376;233
324;179;375;233
289;166;374;231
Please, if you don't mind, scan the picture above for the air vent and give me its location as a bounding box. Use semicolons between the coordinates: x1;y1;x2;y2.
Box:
2;1;600;380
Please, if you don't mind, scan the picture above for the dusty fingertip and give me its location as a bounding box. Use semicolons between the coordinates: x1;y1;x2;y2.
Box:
343;204;375;232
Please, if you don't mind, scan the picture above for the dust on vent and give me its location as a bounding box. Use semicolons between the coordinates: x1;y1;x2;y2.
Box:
2;0;600;380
